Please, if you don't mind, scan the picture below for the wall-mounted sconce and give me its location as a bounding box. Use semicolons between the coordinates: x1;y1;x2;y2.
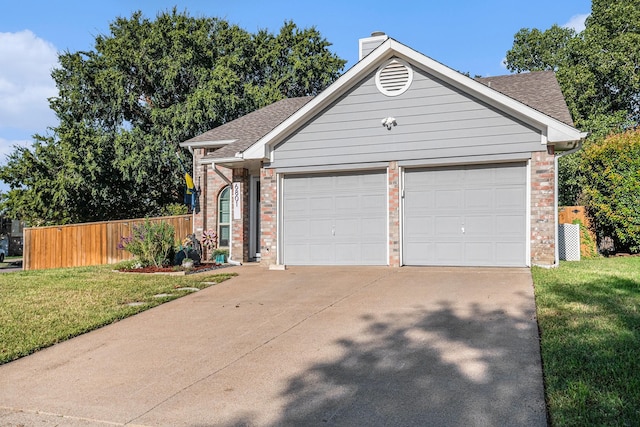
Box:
381;116;397;130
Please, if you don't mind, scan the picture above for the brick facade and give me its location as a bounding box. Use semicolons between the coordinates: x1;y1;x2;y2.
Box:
388;162;400;267
194;150;559;268
259;168;278;267
191;148;232;261
530;149;556;266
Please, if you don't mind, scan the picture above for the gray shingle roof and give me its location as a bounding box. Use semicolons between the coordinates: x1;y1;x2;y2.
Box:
186;71;574;160
476;71;574;126
186;96;313;159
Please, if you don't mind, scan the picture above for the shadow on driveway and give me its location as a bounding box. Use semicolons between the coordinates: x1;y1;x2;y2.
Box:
0;266;546;426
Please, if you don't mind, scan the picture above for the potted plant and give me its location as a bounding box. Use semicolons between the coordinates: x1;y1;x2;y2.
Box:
213;248;228;264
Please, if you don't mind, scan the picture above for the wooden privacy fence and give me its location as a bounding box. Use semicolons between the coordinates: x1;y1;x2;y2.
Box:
559;206;590;227
558;206;597;257
23;215;193;270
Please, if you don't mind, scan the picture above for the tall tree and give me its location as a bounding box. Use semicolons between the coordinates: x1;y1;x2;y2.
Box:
505;0;640;131
0;9;345;225
504;0;640;206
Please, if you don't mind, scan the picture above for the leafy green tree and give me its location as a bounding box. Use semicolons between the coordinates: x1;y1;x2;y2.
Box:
580;130;640;253
505;0;640;130
0;9;345;225
505;0;640;210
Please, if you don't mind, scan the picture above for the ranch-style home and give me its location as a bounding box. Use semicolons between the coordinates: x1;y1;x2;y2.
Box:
180;33;586;268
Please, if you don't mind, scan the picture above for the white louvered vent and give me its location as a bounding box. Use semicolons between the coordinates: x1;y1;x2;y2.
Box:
375;58;413;96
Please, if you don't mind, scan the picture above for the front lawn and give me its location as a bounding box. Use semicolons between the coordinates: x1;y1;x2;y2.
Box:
532;256;640;426
0;265;236;365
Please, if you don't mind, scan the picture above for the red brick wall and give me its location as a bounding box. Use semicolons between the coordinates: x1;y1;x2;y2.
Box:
388;162;400;267
530;149;556;266
191;148;232;260
260;168;278;266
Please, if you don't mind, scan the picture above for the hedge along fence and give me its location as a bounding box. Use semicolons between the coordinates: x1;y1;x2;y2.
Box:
23;215;192;270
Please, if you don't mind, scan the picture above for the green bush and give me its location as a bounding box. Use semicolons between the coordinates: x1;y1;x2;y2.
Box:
118;219;176;267
581;130;640;253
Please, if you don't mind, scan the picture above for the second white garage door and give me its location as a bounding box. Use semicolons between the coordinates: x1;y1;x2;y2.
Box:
403;163;527;267
282;171;387;265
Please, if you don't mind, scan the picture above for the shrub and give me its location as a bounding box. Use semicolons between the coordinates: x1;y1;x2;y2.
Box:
581;130;640;253
118;219;176;267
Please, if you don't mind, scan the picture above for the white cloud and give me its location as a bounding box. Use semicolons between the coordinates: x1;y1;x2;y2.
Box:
563;14;589;33
0;30;59;133
0;137;32;165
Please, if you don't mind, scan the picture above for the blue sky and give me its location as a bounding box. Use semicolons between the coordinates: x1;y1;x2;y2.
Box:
0;0;591;191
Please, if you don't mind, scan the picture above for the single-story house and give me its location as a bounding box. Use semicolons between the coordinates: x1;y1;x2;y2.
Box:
180;33;587;268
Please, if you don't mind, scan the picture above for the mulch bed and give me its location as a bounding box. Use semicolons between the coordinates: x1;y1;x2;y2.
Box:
119;263;224;275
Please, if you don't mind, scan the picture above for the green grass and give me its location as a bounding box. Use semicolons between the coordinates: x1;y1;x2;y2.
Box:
532;256;640;426
0;265;236;365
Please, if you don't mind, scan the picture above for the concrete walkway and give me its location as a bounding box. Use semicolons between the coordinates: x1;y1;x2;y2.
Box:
0;265;547;426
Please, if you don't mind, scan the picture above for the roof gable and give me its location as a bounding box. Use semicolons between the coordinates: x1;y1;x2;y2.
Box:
180;96;313;159
243;38;586;160
476;71;574;126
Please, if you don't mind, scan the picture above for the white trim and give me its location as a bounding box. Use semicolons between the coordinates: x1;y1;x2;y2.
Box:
399;166;405;267
526;159;532;267
198;157;244;165
180;139;236;148
243;38;586;161
276;172;283;266
386;166;390;266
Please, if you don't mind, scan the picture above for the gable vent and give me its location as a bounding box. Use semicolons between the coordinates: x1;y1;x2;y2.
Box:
375;58;413;96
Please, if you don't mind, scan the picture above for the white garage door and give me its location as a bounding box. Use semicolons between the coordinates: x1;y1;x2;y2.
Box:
282;171;387;265
403;163;527;267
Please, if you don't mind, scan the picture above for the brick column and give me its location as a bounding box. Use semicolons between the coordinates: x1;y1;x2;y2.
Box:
192;150;206;238
231;168;250;262
260;168;278;266
388;161;401;267
530;149;556;266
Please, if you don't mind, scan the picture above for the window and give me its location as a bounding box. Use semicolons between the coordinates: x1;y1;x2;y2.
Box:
218;186;230;247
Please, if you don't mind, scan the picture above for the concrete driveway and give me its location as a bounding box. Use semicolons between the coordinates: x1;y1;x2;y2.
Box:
0;265;547;426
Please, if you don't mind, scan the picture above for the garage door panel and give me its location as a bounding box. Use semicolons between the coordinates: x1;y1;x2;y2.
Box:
496;165;526;182
309;219;333;237
435;216;463;235
283;171;386;265
466;242;493;263
465;189;493;208
496;188;525;208
497;215;525;235
496;243;526;265
434;242;464;263
362;194;386;209
309;196;334;213
435;190;462;209
404;163;526;266
405;190;434;209
464;215;494;236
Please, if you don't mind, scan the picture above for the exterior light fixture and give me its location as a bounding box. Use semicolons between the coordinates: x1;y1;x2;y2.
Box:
381;116;397;130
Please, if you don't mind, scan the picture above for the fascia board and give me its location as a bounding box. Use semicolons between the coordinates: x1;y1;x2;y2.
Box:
198;156;244;165
179;139;236;148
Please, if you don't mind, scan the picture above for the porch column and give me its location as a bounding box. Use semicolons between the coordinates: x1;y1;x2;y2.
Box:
259;168;278;267
388;161;401;267
231;168;250;262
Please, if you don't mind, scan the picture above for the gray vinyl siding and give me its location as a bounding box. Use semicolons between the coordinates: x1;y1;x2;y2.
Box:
270;64;543;169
